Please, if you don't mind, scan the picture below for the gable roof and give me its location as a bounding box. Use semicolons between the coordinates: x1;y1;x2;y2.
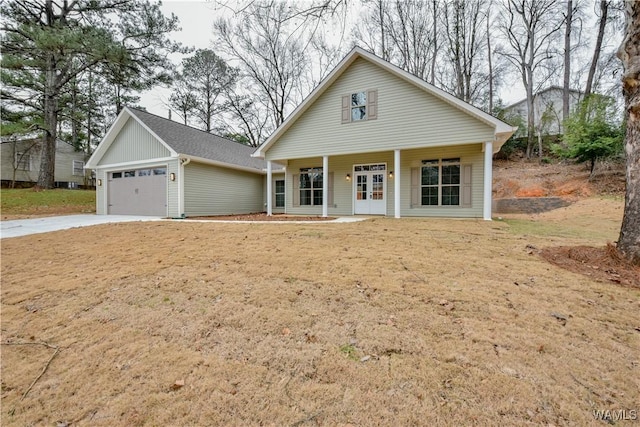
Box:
87;107;274;172
253;46;516;158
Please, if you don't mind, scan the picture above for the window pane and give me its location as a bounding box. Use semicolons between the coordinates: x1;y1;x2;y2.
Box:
442;186;460;205
351;106;366;121
275;194;285;208
153;168;166;175
442;165;460;185
421;187;439;205
300;189;312;205
138;169;152;176
300;174;311;189
351;91;366;106
312;172;323;189
124;170;135;177
421;166;438;186
112;172;122;179
275;180;285;193
313;189;323;206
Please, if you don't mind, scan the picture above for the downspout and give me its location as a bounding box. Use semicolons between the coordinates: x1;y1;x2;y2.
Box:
178;157;191;218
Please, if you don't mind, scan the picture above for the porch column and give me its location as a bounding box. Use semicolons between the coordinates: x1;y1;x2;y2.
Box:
394;149;401;218
483;141;493;221
322;155;329;217
266;160;273;216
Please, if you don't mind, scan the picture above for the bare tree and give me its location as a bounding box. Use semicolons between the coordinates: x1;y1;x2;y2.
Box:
616;0;640;265
562;0;574;123
441;0;489;105
214;1;309;132
585;1;611;98
498;0;564;158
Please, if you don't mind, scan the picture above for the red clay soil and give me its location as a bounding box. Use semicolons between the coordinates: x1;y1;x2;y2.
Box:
540;244;640;289
186;213;335;221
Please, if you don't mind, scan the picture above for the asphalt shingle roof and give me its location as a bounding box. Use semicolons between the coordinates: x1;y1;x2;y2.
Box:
128;108;270;171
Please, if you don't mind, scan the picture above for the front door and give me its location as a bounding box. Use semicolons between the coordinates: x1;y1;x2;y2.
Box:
354;163;386;215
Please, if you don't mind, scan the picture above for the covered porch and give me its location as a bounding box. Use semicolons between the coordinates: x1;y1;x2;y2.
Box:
264;142;494;220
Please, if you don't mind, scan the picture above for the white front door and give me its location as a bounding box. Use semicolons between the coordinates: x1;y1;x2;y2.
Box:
354;163;386;215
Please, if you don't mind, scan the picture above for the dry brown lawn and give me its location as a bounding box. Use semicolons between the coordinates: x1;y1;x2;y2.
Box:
1;198;639;426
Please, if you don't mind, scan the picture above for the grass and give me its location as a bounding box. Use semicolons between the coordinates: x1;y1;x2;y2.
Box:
1;198;637;426
0;188;95;218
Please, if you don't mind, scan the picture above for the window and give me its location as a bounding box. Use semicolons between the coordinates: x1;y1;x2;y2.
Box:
138;169;152;176
73;160;84;176
351;92;367;121
15;152;31;171
124;170;136;177
112;172;122;179
299;167;323;206
275;179;285;208
342;89;378;123
153;168;166;175
421;158;461;206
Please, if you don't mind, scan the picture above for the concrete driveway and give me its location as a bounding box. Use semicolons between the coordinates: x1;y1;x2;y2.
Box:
0;215;164;239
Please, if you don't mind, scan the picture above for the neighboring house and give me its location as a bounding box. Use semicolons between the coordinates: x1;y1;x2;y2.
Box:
503;86;583;136
253;47;516;220
0;138;89;188
85;107;284;217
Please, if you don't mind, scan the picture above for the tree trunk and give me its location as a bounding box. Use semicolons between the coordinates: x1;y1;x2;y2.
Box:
585;1;609;98
617;0;640;265
562;0;573;124
37;61;58;189
486;3;493;114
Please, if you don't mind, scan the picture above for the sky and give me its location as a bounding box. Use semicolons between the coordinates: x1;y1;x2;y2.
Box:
139;0;528;119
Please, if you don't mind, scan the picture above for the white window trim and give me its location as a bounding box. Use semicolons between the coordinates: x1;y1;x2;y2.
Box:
420;158;461;207
275;179;285;208
73;160;84;176
299;167;323;206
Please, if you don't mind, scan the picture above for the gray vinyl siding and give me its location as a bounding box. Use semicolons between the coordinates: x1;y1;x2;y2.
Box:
284;144;484;218
54;142;87;184
266;57;495;161
1;140;86;185
184;162;264;216
98;118;171;165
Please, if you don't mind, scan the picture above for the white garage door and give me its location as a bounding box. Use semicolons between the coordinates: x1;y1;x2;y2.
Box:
108;167;167;216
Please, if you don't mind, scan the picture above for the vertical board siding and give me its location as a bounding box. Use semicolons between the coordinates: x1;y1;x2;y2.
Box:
266;57;495;161
184;162;264;216
167;160;180;218
285;144;484;218
96;169;106;214
98;118;170;165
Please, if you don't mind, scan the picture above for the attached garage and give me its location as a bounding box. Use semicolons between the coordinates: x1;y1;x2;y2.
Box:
107;167;167;216
86;107;281;217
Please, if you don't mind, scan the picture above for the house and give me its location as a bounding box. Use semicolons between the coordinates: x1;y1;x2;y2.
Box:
503;86;583;136
253;47;516;220
85;107;284;217
0;137;89;188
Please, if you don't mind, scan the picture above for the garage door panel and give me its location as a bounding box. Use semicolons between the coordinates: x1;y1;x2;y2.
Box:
108;167;167;216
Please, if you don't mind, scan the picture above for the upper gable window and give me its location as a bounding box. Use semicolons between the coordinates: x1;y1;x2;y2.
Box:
342;89;378;123
351;92;367;121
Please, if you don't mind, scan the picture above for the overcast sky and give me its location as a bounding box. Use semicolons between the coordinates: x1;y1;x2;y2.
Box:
140;0;528;119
